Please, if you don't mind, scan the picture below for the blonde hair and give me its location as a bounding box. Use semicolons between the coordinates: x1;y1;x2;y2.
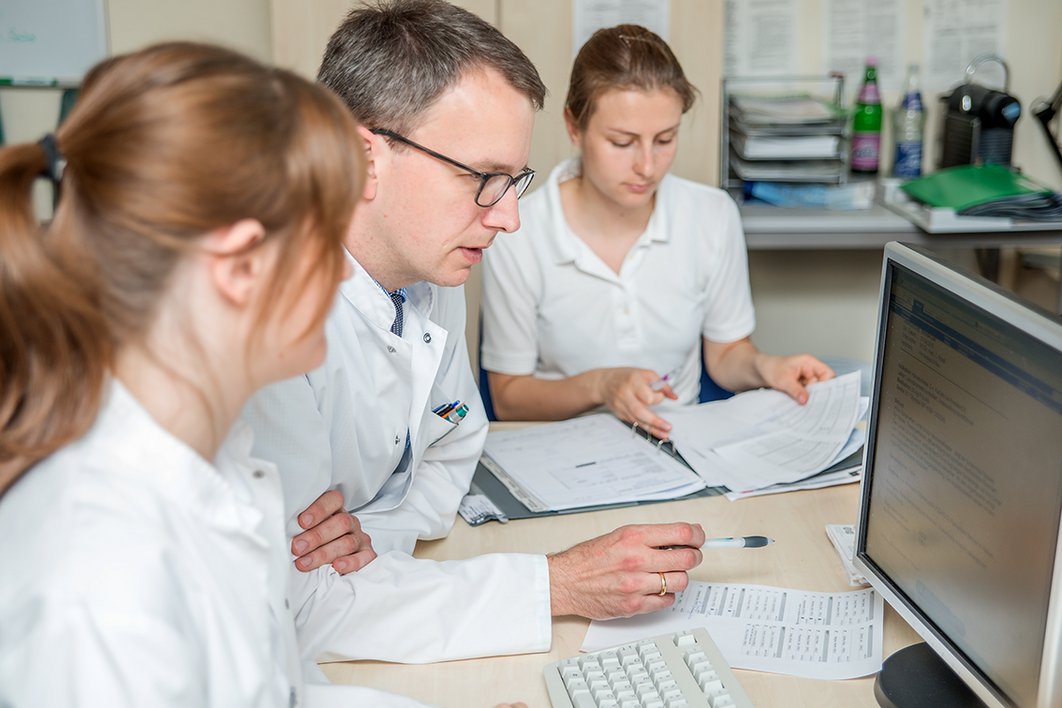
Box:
566;24;697;129
0;42;364;489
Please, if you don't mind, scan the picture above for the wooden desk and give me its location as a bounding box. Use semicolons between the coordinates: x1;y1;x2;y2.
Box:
319;484;922;707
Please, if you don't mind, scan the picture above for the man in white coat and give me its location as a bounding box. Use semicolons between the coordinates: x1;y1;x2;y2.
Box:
242;0;706;665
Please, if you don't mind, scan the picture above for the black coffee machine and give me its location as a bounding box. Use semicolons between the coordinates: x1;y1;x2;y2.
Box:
938;54;1021;168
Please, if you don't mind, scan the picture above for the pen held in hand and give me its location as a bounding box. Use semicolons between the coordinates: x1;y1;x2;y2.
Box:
702;535;774;549
650;367;680;392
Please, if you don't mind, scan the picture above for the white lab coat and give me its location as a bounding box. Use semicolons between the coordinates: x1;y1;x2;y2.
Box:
0;382;432;708
242;252;552;665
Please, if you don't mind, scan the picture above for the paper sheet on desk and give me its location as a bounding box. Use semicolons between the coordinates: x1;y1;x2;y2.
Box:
582;580;884;680
482;414;706;512
664;372;863;491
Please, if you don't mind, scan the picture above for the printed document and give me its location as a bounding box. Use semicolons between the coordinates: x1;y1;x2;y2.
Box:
482;414;705;512
582;580;883;680
665;371;863;491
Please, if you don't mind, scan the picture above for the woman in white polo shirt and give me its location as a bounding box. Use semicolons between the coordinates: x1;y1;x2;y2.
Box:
481;24;833;440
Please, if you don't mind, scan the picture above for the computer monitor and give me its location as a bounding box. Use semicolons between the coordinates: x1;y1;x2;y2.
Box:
854;242;1062;707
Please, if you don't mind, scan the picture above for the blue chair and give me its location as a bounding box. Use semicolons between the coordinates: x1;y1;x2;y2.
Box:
698;362;733;403
478;361;499;422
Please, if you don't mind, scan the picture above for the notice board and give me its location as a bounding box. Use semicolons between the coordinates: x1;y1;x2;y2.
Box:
0;0;107;85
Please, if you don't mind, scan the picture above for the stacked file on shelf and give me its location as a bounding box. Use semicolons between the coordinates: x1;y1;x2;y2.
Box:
727;91;848;185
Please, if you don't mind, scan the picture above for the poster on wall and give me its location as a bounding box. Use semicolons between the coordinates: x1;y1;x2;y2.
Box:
724;0;798;77
922;0;1008;94
0;0;107;85
823;0;904;95
572;0;669;56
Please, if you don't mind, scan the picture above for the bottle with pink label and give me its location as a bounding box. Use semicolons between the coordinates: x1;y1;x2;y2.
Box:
850;57;882;174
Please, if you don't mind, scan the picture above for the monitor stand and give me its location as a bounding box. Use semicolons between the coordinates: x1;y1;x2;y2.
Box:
874;643;988;707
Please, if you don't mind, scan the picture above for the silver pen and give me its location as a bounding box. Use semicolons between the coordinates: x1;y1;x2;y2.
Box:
701;535;774;549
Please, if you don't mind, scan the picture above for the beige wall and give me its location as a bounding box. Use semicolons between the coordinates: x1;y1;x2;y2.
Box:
271;0;497;76
3;0;1059;368
748;0;1062;363
0;0;273;215
1;0;272;140
497;0;723;186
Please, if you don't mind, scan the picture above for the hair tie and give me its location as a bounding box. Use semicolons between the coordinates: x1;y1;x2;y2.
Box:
38;133;67;185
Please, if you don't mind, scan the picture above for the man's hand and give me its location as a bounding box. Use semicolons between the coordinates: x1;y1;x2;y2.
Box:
292;489;377;574
547;523;705;619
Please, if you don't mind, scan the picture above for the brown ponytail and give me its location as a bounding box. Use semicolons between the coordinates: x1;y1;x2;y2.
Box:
0;142;111;487
0;42;364;491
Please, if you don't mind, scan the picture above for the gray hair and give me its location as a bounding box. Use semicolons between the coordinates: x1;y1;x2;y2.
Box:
317;0;546;135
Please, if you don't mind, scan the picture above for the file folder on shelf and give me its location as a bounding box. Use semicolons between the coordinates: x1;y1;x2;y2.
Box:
900;164;1054;213
884;165;1062;230
721;75;849;189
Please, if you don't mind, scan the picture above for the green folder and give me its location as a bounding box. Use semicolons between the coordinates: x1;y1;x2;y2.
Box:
900;164;1054;212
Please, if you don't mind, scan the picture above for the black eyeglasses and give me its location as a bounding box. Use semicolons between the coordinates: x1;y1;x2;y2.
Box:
371;128;535;208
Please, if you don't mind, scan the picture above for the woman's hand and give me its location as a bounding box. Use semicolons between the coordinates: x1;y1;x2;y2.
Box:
756;354;834;404
594;367;678;439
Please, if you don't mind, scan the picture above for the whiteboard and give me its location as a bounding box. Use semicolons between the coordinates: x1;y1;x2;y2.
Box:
0;0;107;85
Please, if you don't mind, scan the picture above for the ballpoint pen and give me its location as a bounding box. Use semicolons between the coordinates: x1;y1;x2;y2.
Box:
434;400;459;416
702;535;774;549
650;367;680;392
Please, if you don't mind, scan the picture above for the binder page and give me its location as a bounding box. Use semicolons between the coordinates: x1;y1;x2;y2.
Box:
482;414;706;512
665;372;863;491
582;580;884;680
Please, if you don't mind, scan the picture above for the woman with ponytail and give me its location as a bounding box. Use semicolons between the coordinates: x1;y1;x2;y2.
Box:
482;25;834;438
0;42;430;707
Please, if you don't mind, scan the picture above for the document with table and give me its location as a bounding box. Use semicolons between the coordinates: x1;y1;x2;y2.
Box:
462;372;866;524
582;580;884;681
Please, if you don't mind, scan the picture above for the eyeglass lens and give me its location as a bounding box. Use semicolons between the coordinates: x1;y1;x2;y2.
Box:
479;170;534;207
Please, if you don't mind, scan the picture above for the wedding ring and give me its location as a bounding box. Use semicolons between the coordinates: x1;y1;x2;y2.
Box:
658;572;668;596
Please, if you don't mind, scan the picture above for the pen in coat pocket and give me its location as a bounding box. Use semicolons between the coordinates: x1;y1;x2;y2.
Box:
444;403;468;423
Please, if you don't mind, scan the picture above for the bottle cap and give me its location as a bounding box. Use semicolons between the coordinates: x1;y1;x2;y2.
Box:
866;56;879;66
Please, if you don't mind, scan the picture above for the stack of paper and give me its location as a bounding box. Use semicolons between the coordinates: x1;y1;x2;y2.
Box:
826;523;868;587
665;372;866;496
726;91;848;185
730;132;841;160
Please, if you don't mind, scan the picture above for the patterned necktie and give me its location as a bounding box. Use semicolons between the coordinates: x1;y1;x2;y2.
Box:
388;289;406;337
385;287;412;475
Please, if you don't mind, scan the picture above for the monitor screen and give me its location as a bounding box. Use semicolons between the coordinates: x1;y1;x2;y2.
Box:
855;243;1062;707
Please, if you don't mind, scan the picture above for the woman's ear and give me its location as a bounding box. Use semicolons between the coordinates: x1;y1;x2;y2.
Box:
359;125;381;202
207;219;268;307
563;107;582;146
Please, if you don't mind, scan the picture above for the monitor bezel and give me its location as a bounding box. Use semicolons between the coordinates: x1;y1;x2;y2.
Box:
852;241;1062;708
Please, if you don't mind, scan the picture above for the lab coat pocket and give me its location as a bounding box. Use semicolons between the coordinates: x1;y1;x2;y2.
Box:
423;407;458;446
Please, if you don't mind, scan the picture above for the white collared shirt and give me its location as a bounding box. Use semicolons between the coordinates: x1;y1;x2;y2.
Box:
0;381;432;708
482;158;756;405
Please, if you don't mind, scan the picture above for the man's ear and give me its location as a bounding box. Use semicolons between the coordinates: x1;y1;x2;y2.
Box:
207;218;268;307
359;125;383;202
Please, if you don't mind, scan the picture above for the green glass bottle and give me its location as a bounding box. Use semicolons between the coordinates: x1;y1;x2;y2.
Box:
850;57;883;174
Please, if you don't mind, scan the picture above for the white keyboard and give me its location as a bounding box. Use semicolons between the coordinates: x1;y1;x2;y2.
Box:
544;627;754;708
